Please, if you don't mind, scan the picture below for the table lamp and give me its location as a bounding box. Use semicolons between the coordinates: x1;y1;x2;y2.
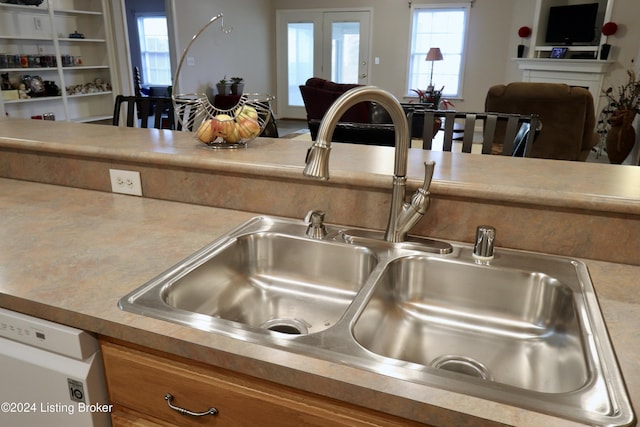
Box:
425;47;443;90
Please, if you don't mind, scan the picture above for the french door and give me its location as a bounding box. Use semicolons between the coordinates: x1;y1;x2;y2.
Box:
276;9;371;119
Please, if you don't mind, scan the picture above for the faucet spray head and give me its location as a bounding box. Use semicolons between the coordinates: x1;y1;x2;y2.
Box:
303;143;331;180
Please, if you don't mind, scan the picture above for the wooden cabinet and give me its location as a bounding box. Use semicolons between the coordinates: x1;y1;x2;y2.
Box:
101;340;426;427
0;0;117;122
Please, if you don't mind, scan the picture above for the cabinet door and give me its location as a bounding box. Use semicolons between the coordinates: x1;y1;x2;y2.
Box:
101;341;423;427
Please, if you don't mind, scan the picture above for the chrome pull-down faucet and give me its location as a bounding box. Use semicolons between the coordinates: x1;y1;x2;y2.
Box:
303;85;435;242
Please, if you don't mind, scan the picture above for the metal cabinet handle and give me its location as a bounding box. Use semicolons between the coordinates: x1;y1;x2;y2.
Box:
164;393;218;417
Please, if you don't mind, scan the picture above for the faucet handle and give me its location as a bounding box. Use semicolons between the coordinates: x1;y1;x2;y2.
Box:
410;161;435;215
304;210;328;239
420;161;435;193
390;161;437;241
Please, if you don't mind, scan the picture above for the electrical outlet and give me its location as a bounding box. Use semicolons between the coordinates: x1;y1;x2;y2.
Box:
109;169;142;196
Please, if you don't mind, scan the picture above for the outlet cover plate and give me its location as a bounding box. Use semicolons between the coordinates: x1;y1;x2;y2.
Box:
109;169;143;196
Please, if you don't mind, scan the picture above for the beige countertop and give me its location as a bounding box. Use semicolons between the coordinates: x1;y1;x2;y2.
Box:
2;119;640;265
0;181;637;427
0;119;638;425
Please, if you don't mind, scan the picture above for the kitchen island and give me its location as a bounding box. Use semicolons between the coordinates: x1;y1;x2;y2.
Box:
0;119;638;426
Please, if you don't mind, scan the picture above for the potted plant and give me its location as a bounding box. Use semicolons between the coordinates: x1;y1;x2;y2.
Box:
216;77;232;96
230;77;244;95
601;69;640;163
410;87;454;110
410;87;455;138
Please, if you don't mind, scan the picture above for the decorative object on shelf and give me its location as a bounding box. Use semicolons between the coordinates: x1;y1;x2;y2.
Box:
600;21;617;60
601;69;640;163
44;80;59;96
517;26;531;58
65;80;111;95
424;47;443;91
216;77;232;95
68;31;85;39
31;112;55;120
231;77;244;95
549;47;568;59
1;90;18;101
1;72;12;90
2;0;44;5
172;14;274;149
22;75;44;96
18;83;30;99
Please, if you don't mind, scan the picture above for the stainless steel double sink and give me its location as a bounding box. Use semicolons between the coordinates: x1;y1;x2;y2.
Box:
120;215;635;426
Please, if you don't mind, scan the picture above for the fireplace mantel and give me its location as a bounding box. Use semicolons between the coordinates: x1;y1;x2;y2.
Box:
514;58;614;101
515;58;613;74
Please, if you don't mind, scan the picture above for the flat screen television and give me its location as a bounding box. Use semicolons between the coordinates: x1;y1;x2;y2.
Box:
545;3;599;45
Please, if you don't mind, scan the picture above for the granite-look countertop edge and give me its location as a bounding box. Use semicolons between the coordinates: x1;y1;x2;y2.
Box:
2;119;640;215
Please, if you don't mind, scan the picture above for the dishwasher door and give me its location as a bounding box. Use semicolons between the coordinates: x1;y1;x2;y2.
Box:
0;308;111;427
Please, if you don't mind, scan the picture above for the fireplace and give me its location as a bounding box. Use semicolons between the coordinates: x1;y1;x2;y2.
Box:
515;58;612;102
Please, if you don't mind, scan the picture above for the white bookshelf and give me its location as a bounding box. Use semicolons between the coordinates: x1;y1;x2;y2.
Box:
0;0;118;122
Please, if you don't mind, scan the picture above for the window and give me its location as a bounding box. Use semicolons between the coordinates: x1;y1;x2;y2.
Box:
137;16;171;85
407;4;469;98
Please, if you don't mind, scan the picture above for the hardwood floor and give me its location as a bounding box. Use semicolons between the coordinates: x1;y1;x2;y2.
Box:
275;118;307;137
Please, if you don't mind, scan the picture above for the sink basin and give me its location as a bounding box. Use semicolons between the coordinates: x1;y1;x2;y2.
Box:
120;217;377;336
352;255;587;393
120;215;635;426
162;232;377;334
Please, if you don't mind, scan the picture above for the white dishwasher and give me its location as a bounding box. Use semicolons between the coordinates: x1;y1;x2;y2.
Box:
0;307;111;427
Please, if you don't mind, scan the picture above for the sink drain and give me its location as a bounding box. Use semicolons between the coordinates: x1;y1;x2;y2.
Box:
431;355;493;381
260;318;309;335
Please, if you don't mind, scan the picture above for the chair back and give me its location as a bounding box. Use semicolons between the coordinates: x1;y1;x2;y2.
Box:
133;66;142;97
417;109;540;157
112;95;176;129
485;83;595;161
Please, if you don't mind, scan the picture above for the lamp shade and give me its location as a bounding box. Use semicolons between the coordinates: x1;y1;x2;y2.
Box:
426;47;443;61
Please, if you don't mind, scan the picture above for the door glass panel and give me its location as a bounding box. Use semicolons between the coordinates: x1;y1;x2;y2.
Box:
330;22;360;83
287;23;314;107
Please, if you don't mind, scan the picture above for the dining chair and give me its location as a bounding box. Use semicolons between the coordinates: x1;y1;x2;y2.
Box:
112;95;175;129
416;109;540;157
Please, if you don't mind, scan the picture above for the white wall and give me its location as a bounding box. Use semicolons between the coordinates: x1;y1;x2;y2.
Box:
163;0;638;116
169;0;274;99
273;0;517;112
